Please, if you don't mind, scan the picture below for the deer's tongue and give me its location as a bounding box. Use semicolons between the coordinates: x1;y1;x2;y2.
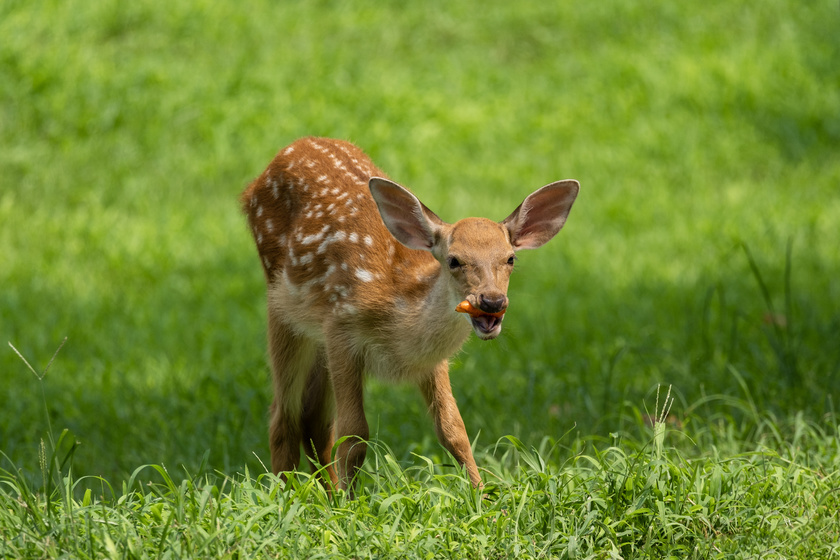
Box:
471;313;501;334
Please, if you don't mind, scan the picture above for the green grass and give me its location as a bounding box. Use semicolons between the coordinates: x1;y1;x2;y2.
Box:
2;0;839;557
4;404;839;558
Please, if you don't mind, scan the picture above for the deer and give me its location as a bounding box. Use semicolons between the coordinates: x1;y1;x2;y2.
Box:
241;137;579;492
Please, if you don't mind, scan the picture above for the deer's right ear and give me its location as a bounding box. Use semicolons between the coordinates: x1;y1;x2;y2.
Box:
369;178;446;251
503;180;580;250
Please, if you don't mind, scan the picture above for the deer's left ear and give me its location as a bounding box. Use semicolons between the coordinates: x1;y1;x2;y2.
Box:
369;177;447;251
502;180;579;250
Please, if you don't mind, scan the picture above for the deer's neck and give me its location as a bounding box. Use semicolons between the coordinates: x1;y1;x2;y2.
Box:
377;253;471;375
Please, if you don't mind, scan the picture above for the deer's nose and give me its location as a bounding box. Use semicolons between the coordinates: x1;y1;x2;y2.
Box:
478;294;508;314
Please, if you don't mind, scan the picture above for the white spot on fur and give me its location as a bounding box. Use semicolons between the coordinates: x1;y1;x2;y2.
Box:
265;219;274;233
318;230;347;254
283;145;295;156
302;277;323;290
349;232;359;243
355;268;374;282
301;226;329;245
364;235;373;247
316;239;330;255
267;178;279;198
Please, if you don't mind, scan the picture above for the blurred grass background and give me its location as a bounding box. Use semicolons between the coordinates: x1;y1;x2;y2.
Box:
2;0;838;483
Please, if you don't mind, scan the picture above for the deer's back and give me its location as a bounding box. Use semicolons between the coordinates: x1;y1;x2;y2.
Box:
241;138;441;340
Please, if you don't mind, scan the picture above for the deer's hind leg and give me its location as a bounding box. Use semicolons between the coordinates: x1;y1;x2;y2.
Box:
267;310;318;477
325;335;369;492
301;347;338;485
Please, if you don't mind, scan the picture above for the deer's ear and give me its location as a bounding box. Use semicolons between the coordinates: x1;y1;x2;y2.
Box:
369;177;446;251
502;180;579;250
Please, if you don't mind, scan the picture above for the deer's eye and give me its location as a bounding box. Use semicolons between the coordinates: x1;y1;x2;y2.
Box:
507;255;516;266
448;256;462;270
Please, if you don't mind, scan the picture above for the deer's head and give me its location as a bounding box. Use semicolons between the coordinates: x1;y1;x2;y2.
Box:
370;178;579;340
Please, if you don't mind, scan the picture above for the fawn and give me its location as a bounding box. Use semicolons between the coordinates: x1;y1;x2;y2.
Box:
241;137;579;491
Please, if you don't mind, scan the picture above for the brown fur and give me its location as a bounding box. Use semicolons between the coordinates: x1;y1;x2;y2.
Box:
242;137;579;491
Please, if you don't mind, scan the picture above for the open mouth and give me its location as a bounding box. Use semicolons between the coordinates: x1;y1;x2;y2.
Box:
470;313;503;339
455;299;505;339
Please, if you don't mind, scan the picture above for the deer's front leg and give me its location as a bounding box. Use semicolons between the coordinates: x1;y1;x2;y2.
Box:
327;341;369;492
420;360;481;487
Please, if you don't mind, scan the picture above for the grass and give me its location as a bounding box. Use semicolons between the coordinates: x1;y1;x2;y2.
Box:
2;0;839;557
3;398;839;558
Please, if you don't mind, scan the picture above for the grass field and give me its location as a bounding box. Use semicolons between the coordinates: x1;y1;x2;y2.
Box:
2;0;839;557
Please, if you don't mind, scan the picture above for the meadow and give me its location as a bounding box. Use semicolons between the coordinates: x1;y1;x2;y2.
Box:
1;0;839;557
